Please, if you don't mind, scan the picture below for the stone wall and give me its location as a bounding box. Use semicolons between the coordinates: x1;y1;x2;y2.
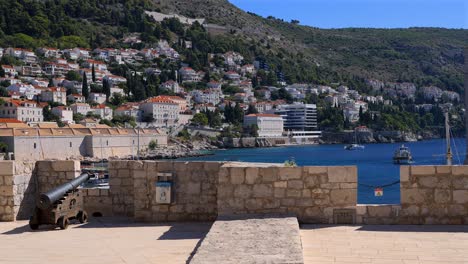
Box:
0;161;16;221
108;161;221;222
0;161;36;221
399;165;468;224
217;164;357;224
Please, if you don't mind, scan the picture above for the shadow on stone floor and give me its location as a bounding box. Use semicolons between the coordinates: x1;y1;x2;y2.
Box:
300;224;468;233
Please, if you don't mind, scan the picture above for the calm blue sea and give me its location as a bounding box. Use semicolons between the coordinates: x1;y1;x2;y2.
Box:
182;138;467;204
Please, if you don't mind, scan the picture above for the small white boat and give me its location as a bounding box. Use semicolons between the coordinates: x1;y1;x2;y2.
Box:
393;145;413;164
344;144;365;150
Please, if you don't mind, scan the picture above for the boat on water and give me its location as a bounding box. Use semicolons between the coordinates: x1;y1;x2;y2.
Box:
393;145;413;164
344;128;365;150
344;144;365;150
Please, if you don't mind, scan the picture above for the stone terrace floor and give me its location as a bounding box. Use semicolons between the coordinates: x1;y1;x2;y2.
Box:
0;218;212;264
1;219;468;264
301;225;468;264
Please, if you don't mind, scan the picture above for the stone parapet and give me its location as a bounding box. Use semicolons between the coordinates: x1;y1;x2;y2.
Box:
399;165;468;224
217;164;358;224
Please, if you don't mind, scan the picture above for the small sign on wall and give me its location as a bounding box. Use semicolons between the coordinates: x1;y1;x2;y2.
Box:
374;187;383;197
155;181;172;204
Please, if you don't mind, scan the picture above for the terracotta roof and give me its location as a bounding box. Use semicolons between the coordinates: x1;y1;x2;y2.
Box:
0;118;23;123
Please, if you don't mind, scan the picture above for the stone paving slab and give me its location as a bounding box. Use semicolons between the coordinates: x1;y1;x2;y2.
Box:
0;217;211;264
190;214;304;264
301;225;468;264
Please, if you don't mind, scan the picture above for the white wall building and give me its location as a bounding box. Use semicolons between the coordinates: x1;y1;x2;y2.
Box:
243;114;284;137
0;99;43;123
51;106;74;124
139;97;180;126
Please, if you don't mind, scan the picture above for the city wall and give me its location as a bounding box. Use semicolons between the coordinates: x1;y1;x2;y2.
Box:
1;161;468;225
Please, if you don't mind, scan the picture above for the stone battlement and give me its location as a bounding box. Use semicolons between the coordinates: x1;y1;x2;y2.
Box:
1;161;468;224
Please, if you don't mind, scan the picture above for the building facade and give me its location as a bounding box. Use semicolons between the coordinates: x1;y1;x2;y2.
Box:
243;114;284;137
274;103;318;132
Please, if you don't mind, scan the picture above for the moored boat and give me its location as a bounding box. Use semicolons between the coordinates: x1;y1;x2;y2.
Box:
393;145;413;164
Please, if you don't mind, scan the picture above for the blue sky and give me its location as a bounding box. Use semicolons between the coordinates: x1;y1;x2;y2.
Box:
228;0;468;29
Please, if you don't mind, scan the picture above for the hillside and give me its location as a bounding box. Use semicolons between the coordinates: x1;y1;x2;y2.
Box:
157;0;468;92
0;0;467;91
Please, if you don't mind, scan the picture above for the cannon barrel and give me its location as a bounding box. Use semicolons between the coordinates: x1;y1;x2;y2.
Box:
37;173;90;210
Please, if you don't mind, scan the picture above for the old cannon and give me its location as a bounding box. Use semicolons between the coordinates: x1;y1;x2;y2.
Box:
29;173;91;230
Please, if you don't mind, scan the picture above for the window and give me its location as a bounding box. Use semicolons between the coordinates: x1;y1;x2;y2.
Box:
34;143;37;149
106;140;109;146
70;142;72;148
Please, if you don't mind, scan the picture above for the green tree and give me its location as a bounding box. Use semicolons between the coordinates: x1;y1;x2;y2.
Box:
91;64;96;83
65;71;82;81
192;113;209;126
82;72;89;100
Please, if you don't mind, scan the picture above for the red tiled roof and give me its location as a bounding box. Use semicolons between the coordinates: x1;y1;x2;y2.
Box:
0;118;23;123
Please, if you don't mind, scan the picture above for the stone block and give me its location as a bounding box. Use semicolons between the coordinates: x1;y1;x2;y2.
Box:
340;183;357;189
2;175;12;186
66;172;79;180
274;188;286;198
278;167;302;180
286;189;301;198
452;176;468;189
328;167;357;183
448;205;466;216
452;166;468;176
0;176;3;185
287;180;303;189
230;167;245;184
234;185;252;199
204;162;221;172
367;206;392;217
87;188;100;196
304;175;319;188
302;189;311;197
274;181;287;188
260;167;278;182
434;189;451;203
118;169;130;178
133;170;147;179
436;166;452;175
156;161;174;172
330;189;356;205
418;176;439;188
129;161;144;170
304;207;322;218
355;205;367;216
218;167;230;183
453;190;468;204
217;184;234;198
252;184;273;198
51;160;76;172
0;186;13;196
295;198;313;207
411;166;436;176
400;166;410;182
245;198;262;211
280;198;295;207
0;161;14;176
245;168;259;184
401;188;433;205
109;160;128;169
263;198;280;209
304;166;328;175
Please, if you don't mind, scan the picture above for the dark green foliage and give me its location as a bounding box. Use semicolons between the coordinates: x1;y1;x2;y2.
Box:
82;72;89;99
102;78;111;100
65;71;82;81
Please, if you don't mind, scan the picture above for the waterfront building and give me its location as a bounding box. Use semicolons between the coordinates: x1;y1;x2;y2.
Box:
139;97;180;126
274;103;321;138
243;113;284;137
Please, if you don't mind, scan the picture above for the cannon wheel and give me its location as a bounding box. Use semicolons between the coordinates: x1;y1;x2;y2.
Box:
77;211;88;224
29;216;39;230
58;217;69;230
